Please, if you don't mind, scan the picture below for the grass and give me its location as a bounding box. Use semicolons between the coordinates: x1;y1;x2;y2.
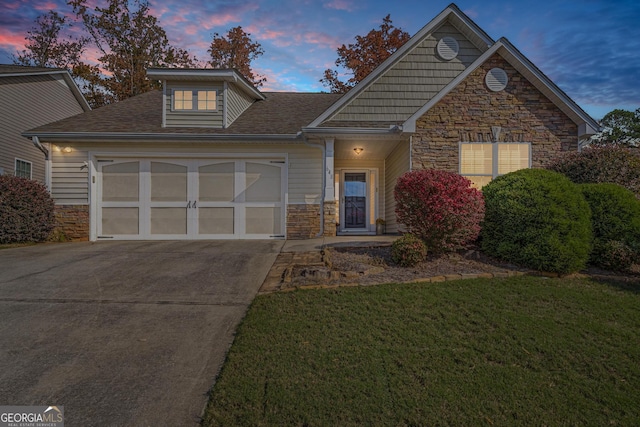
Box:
203;276;640;426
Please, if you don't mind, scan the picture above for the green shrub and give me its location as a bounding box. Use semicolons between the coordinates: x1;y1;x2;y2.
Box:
481;169;592;274
579;183;640;269
0;175;55;244
548;145;640;198
391;234;427;267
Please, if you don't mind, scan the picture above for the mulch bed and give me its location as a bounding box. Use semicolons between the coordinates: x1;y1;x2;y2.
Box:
289;244;640;286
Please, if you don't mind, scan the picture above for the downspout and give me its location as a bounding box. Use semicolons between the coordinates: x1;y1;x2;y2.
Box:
301;133;326;238
31;136;51;189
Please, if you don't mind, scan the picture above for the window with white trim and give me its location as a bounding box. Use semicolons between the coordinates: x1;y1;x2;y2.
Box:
15;159;32;179
460;142;530;188
172;89;217;111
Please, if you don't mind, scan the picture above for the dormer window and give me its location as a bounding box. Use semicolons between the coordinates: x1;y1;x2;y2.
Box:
172;89;217;111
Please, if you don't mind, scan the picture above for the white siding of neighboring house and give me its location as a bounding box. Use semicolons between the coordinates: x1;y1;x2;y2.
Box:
330;22;483;123
384;140;410;233
164;82;224;127
0;74;85;182
49;142;323;205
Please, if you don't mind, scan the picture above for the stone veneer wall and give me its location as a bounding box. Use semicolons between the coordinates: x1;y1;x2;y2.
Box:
54;205;89;241
287;203;337;239
412;54;578;172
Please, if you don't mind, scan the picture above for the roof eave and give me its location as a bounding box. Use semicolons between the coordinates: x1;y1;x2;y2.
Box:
147;68;265;100
22;131;301;142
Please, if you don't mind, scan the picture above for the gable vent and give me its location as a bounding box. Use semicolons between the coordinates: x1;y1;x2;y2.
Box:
436;37;459;60
485;68;508;92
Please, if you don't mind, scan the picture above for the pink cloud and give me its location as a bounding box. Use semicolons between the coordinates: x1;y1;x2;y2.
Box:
3;2;20;10
0;32;27;50
323;0;356;12
33;1;59;12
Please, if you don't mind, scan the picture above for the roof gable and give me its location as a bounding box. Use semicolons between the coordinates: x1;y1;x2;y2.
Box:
402;38;600;136
310;3;493;127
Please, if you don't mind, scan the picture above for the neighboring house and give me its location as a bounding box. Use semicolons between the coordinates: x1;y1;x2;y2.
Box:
24;4;599;241
0;65;90;182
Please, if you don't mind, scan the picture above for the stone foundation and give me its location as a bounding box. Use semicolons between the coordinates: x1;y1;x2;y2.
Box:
412;54;578;172
286;202;337;239
54;205;89;241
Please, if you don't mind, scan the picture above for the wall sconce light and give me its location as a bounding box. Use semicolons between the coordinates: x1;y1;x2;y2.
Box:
62;147;73;153
353;147;364;155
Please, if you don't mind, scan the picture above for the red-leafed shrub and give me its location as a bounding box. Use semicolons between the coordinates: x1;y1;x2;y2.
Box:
394;170;485;253
391;234;427;267
0;175;55;244
548;145;640;198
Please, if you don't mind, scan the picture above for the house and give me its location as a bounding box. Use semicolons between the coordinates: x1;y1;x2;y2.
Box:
23;4;599;241
0;65;90;182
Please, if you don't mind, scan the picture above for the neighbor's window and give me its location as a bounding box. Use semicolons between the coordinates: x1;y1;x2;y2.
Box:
173;89;217;111
15;159;32;179
460;142;530;188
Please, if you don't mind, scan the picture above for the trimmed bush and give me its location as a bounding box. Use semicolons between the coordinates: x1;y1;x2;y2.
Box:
394;170;485;253
580;182;640;269
0;175;55;244
548;145;640;198
481;169;592;274
391;234;427;267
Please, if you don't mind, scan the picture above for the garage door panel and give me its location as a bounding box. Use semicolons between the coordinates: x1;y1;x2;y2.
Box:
151;207;188;235
198;207;234;234
246;207;282;235
245;162;282;202
151;162;188;202
198;162;235;202
102;207;139;235
102;162;139;202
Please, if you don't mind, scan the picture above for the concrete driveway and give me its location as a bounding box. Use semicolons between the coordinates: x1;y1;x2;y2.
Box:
0;240;283;426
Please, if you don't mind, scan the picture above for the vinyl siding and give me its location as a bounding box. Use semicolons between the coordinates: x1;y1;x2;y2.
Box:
49;142;323;205
331;22;482;123
384;140;410;233
51;148;90;205
0;74;85;182
164;82;224;127
226;83;255;125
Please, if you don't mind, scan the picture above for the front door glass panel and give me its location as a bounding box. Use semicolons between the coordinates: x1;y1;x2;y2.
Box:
344;172;367;229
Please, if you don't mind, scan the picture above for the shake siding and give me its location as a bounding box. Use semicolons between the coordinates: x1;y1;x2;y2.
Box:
50;143;322;205
332;22;482;122
0;74;85;182
226;83;255;125
164;82;224;127
384;140;410;233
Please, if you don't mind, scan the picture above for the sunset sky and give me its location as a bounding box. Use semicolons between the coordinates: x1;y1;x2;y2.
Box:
1;0;638;119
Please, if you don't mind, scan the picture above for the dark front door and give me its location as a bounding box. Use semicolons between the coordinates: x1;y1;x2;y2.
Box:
344;172;367;229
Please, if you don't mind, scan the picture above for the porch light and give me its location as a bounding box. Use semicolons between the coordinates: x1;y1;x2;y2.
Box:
353;147;364;155
62;146;73;153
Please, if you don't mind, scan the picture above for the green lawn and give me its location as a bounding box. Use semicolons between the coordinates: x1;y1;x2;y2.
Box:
203;276;640;426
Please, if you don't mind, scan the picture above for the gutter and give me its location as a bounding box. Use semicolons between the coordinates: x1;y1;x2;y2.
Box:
31;136;51;189
301;125;402;135
22;132;302;142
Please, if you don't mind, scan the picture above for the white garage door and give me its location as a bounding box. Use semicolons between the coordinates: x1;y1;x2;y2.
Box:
97;158;285;239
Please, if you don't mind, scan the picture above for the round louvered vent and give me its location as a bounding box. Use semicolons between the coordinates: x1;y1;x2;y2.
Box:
436;37;459;60
485;68;508;91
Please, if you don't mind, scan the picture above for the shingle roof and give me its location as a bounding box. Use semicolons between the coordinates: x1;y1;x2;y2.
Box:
26;90;343;136
0;64;67;75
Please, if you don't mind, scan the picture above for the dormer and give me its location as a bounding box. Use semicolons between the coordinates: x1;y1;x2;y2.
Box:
147;68;265;128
